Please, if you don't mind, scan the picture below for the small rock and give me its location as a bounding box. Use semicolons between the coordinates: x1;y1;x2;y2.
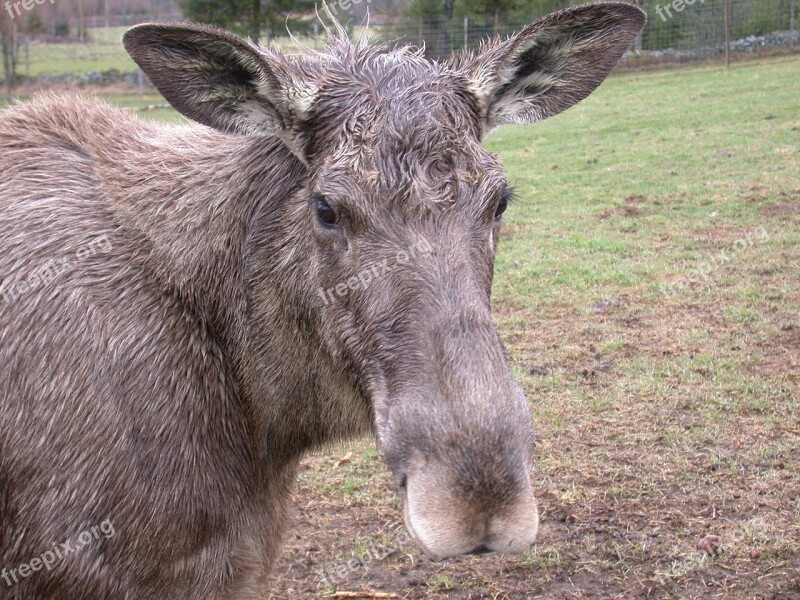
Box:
529;365;551;376
697;534;722;555
588;298;621;314
591;361;614;373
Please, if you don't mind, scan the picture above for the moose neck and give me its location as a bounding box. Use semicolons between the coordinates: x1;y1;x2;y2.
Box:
108;127;301;345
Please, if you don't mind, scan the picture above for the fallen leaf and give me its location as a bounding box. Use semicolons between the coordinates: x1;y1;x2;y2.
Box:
335;452;353;468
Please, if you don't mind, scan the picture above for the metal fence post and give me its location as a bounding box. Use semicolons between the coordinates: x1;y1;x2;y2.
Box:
724;0;731;69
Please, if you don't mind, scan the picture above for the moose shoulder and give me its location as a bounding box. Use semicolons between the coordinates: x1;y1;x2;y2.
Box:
0;4;645;598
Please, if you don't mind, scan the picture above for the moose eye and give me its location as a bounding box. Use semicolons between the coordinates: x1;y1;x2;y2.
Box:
495;189;513;220
314;195;339;227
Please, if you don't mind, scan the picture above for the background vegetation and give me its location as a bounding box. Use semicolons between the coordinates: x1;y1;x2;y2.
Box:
1;0;798;89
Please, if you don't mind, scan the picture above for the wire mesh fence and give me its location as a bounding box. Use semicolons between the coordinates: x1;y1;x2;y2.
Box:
373;0;799;64
1;0;798;95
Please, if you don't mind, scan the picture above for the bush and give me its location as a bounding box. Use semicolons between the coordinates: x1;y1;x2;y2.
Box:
27;12;46;35
53;21;70;38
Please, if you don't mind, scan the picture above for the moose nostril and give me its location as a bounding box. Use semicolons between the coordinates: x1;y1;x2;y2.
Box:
467;544;492;555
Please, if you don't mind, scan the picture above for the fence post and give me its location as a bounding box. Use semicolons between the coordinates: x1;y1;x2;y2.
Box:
634;0;645;53
724;0;731;69
463;17;468;50
78;0;85;42
10;21;17;95
24;34;29;97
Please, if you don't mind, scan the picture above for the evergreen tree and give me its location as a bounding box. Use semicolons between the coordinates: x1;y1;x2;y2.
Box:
179;0;316;41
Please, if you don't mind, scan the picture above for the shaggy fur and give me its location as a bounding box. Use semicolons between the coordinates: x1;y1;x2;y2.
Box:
0;3;644;598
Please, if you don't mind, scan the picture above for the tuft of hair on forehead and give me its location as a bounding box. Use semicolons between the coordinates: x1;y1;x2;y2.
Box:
268;9;435;88
270;13;484;168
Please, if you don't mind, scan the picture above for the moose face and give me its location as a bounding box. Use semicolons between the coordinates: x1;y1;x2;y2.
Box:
124;2;645;558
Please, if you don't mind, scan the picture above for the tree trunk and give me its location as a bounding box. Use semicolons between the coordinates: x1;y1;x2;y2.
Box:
2;36;12;97
251;0;261;42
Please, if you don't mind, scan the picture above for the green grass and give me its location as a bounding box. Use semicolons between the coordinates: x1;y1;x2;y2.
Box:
488;55;800;315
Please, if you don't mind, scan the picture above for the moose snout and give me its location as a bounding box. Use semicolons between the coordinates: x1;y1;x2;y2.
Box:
400;455;539;559
378;308;540;559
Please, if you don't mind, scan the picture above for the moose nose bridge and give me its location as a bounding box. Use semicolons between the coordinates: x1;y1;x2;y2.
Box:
430;311;506;381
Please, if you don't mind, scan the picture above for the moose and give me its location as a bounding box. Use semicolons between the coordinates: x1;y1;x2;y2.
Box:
0;3;645;598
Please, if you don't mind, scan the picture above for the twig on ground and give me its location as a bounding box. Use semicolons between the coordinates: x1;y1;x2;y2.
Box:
329;593;400;599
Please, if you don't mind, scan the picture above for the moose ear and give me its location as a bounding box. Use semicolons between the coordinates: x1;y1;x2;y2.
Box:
455;2;646;130
123;23;317;140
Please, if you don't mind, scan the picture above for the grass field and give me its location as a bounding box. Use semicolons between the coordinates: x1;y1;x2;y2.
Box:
3;53;798;598
24;28;138;76
21;26;321;77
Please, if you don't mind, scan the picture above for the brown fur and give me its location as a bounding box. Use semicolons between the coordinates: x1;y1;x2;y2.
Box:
0;4;644;598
